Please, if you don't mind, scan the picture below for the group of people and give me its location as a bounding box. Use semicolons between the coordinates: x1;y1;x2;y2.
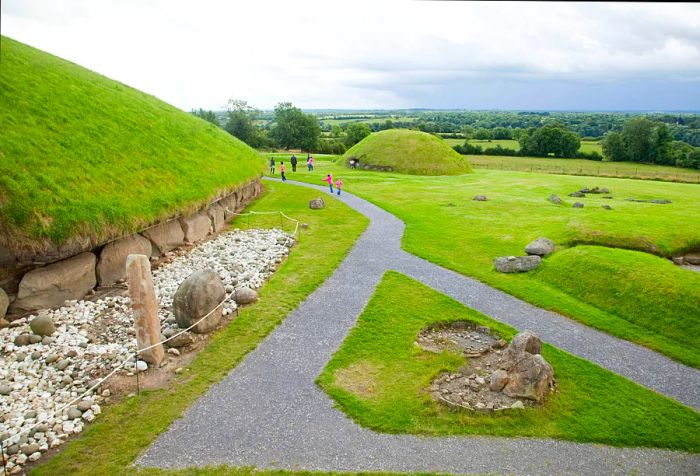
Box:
267;154;343;195
269;154;315;181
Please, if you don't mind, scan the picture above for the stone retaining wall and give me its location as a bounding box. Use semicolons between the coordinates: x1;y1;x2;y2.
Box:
1;178;263;317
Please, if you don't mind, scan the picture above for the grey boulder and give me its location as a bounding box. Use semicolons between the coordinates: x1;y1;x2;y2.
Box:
29;314;55;336
525;237;555;257
172;270;224;334
97;234;152;286
472;195;487;201
234;287;259;305
494;255;541;273
548;194;561;205
572;202;584;208
309;198;325;210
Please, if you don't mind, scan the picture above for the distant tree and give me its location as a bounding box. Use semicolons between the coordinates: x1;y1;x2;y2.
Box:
677;149;700;169
601;132;627;162
651;123;673;164
473;128;493;140
462;125;475;139
621;117;655;163
492;127;512;140
519;123;580;158
191;108;219;126
224;99;262;147
330;125;343;138
345;122;372;147
667;141;694;166
269;102;321;151
383;119;395;130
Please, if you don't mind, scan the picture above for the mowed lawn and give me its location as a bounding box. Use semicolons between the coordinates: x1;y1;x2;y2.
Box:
275;159;700;368
318;272;700;451
32;181;369;475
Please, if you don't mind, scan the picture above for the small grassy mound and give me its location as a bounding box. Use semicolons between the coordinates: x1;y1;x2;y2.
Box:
532;246;700;361
343;129;472;175
319;272;700;451
0;36;265;253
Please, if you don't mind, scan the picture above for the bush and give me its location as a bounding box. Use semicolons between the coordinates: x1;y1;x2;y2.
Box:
453;142;483;155
676;150;700;169
483;145;518;156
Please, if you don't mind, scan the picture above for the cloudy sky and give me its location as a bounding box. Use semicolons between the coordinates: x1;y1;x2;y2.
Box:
3;0;700;111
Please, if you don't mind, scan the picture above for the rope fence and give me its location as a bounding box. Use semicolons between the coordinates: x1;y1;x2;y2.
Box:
0;208;301;457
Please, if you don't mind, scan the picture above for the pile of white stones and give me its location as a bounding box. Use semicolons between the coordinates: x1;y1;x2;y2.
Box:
0;228;293;473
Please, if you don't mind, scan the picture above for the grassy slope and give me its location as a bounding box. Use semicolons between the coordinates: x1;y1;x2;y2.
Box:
0;36;265;251
275;160;700;368
318;272;700;451
532;246;700;351
343;129;472;176
32;181;369;475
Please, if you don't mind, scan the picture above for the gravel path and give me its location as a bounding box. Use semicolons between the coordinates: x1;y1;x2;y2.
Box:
138;178;700;475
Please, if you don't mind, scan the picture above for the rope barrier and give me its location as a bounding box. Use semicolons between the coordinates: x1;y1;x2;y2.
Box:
1;208;299;453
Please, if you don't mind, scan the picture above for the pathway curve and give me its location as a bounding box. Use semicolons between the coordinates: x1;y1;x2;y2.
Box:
138;179;700;475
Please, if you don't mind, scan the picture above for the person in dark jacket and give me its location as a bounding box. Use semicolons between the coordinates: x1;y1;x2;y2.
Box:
290;155;297;172
269;157;275;175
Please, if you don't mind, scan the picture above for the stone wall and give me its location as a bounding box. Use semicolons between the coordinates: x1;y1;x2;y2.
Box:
1;178;263;317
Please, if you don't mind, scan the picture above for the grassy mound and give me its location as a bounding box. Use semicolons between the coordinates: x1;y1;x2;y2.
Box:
319;272;700;451
532;246;700;359
0;36;264;253
343;129;472;175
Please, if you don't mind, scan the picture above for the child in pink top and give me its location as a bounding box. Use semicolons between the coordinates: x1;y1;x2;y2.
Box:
335;179;343;196
323;174;333;193
307;156;314;171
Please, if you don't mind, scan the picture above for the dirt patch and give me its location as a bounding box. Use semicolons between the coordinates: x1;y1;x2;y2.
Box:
334;360;382;399
417;320;505;357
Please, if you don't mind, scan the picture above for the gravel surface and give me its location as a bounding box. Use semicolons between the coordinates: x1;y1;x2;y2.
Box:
138;178;700;475
0;228;292;474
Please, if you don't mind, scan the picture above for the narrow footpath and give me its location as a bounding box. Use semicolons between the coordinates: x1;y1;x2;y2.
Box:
138;178;700;475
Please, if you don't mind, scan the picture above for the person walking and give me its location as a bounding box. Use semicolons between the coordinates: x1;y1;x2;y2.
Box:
280;162;287;181
290;154;297;172
323;173;333;193
335;178;343;196
307;155;314;171
269;156;275;175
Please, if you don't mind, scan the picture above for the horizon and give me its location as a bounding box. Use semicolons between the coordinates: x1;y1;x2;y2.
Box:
2;1;700;112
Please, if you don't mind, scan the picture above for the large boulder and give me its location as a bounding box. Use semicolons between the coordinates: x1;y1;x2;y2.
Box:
12;252;97;312
142;220;185;255
29;313;56;336
309;198;325;210
172;270;224;334
96;234;152;286
572;202;584;208
0;287;8;320
496;331;555;402
179;212;211;243
525;238;555;257
207;203;226;233
493;255;541;273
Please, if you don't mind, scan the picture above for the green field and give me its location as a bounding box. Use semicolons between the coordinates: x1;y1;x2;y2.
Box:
275;159;700;367
468;155;700;183
342;129;472;175
318;272;700;450
0;36;265;252
444;138;603;155
32;181;369;475
320;116;417;127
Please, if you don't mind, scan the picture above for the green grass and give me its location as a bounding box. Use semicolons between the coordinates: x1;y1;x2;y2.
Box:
443;138;603;155
279;161;700;368
0;36;265;252
343;130;472;175
31;181;369;475
468;155;700;183
532;246;700;353
318;272;700;451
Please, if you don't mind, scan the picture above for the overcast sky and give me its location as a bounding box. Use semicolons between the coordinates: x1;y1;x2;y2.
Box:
3;0;700;111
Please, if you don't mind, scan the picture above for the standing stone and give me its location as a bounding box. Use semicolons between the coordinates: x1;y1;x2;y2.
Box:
142;220;185;255
172;270;224;334
179;212;211;243
12;252;97;312
29;313;55;336
97;234;152;286
207;203;226;233
0;287;8;319
126;254;164;365
525;238;555;257
309;198;325;210
493;255;541;273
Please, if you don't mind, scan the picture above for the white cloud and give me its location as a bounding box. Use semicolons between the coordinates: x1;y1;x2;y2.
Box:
2;0;699;110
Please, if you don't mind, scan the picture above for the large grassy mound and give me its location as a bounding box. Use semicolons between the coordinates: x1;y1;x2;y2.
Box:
532;246;700;358
0;36;264;253
343;129;472;175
